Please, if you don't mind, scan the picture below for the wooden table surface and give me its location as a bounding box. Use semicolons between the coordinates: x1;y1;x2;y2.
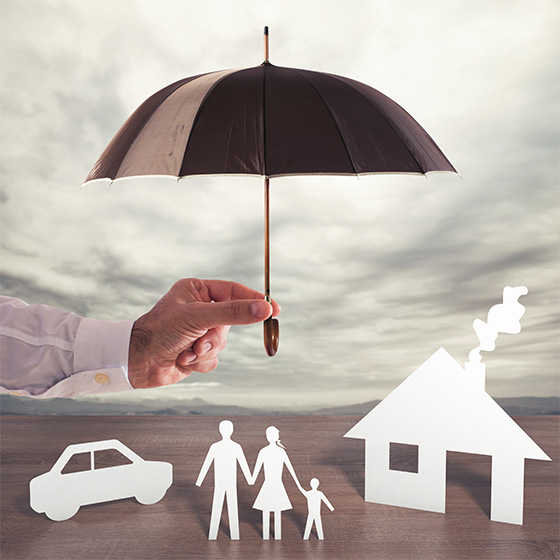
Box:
1;415;558;560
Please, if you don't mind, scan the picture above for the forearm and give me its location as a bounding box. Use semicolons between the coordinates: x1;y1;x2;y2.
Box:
286;460;302;488
196;454;214;486
0;297;134;398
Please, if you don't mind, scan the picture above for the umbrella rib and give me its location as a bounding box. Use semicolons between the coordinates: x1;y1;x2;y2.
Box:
325;73;428;175
178;70;239;178
86;75;204;183
290;68;358;176
262;63;268;177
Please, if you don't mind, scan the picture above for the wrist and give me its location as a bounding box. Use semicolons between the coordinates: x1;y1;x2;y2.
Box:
127;318;152;389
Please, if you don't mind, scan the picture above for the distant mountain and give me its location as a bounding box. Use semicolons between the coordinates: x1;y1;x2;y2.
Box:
0;395;268;416
313;397;560;416
0;394;558;416
310;400;382;415
493;397;560;416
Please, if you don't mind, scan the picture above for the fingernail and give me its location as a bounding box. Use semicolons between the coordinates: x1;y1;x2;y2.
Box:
184;350;197;364
201;342;212;354
252;301;270;318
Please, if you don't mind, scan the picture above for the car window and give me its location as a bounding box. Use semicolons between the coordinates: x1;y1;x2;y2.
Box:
94;449;134;470
61;452;91;474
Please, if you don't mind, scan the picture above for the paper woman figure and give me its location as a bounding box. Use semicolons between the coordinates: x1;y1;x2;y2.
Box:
251;426;303;540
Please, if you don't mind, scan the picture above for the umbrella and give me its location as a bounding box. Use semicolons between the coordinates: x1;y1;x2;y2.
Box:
83;27;457;356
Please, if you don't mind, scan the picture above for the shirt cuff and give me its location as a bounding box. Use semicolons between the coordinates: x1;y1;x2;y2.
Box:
73;318;135;394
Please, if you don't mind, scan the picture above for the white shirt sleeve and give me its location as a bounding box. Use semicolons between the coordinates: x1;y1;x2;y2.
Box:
0;296;135;398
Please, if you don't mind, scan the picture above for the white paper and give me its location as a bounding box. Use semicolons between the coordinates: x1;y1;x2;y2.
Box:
30;439;173;521
195;420;252;540
345;286;550;525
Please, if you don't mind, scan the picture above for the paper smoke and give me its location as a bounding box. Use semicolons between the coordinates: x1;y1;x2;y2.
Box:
468;286;528;364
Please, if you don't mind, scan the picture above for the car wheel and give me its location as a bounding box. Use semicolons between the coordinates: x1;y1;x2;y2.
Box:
45;503;80;521
136;487;167;505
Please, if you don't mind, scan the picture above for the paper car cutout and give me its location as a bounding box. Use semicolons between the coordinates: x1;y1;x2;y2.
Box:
30;439;173;521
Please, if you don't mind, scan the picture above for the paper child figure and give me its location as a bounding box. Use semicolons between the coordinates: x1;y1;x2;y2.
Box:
302;478;334;540
251;426;303;540
195;420;252;540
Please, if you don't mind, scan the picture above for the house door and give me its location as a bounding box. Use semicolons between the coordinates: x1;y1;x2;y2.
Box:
446;451;492;519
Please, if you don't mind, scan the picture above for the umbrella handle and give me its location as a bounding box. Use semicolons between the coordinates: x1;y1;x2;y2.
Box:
264;314;279;356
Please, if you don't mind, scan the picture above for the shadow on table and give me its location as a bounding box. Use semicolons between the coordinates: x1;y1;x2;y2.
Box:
446;451;492;519
319;433;492;520
320;435;365;499
183;475;307;540
14;489;38;520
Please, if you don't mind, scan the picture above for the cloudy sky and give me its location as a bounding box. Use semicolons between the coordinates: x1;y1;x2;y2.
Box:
1;0;558;410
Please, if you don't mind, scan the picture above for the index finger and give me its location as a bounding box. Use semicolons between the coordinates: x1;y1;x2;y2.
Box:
199;279;281;317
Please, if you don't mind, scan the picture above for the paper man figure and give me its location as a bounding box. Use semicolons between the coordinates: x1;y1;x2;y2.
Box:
251;426;303;540
195;420;252;540
302;478;334;540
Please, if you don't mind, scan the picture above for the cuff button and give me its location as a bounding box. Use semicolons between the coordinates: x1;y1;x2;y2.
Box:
95;373;110;384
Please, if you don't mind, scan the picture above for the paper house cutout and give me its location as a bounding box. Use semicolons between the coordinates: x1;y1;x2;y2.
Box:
30;439;173;521
344;348;551;525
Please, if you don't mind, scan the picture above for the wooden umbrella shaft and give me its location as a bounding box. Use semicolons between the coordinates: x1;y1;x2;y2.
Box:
262;32;279;357
264;176;271;302
263;175;279;356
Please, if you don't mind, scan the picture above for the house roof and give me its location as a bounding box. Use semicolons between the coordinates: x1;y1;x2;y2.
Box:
344;347;550;461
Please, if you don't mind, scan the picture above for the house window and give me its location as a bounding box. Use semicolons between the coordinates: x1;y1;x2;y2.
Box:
389;442;419;473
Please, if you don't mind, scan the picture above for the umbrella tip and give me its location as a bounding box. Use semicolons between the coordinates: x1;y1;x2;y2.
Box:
263;26;270;63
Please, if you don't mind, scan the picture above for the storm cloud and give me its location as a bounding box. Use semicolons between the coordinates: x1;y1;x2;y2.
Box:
1;0;558;409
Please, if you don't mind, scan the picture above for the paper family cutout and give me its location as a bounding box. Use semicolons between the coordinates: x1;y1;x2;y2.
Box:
196;421;334;540
345;286;551;525
29;439;173;521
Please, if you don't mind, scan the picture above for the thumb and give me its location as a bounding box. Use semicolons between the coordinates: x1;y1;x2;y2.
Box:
188;299;273;330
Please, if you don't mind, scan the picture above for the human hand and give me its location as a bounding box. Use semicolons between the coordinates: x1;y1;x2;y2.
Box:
294;479;304;494
127;278;280;389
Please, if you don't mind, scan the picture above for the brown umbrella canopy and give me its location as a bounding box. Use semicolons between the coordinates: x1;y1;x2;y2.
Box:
84;63;455;183
84;33;456;356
